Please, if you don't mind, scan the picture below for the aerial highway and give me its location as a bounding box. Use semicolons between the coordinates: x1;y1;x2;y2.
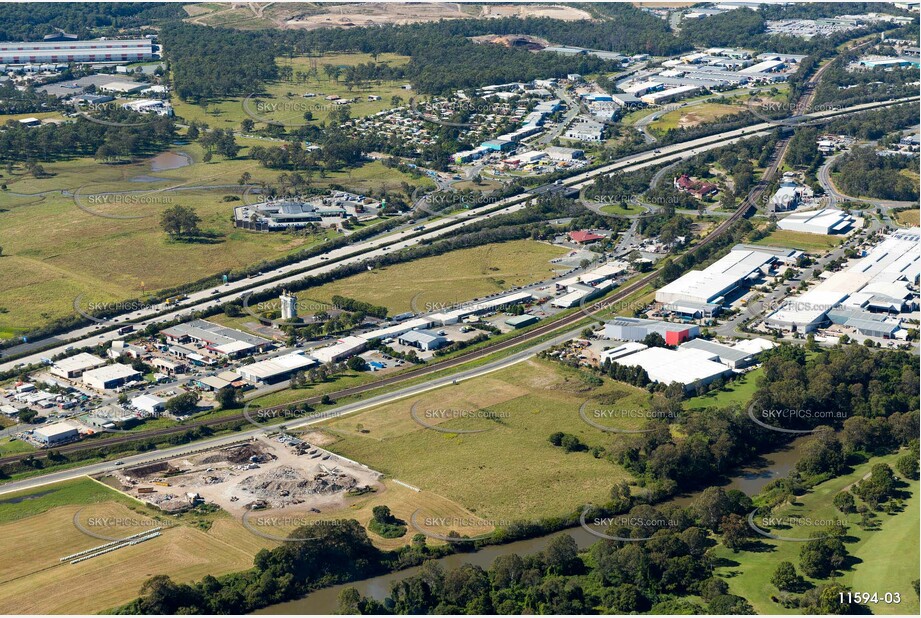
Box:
0;95;915;487
0;95;915;376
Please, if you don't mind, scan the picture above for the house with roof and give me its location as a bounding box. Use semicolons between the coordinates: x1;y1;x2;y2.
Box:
674;174;718;199
568;230;605;244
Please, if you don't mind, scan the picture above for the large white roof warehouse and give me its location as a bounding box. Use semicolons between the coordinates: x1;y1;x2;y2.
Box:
778;208;857;235
766;227;921;332
238;352;317;384
655;247;784;306
614;347;733;391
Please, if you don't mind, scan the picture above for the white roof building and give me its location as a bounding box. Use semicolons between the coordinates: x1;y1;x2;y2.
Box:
131;394;166;415
777;208;857;235
50;353;106;379
33;422;80;445
310;336;368;364
766;227;920;332
600;342;648;363
655;248;779;305
238;352;318;384
739;59;786;74
81;363;141;390
615;347;733;390
363;317;433;341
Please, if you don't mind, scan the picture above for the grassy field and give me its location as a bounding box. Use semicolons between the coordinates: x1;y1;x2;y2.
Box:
0;478;266;614
0;137;430;335
171;53;414;130
599;202;649;217
686;366;763;410
0;436;35;458
649;102;745;134
754;229;844;252
289;239;569;315
894;208;919;227
715;451;919;615
309;358;644;522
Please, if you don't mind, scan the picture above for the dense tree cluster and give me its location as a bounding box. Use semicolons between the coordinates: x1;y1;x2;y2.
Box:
159;22;280;102
832;146;919;202
0;113;175;163
330;295;388;319
678;8;767;49
338;500;762;615
825;103;918;140
0;83;62;115
118;520;386;614
604;344;918;496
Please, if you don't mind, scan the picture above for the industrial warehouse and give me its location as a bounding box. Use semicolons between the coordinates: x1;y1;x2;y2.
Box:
0;37;154;65
596;319;777;390
655;246;801;310
777;208;859;235
764;227;921;334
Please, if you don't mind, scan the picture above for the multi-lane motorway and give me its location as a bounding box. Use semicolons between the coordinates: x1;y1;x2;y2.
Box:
1;96;914;376
0;95;916;491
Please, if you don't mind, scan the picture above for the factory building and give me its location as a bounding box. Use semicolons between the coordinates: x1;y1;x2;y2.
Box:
765;227;920;332
613;347;733;391
397;329;449;351
506;314;540;329
545;146;584;161
565;118;605;142
599;341;648;364
33;422;80;447
82;364;141;391
161;320;271;358
679;337;774;369
0;38;153;65
641;85;703;105
603;317;700;346
655;247;785;306
131;394;166;416
310;336;368;364
50;353;107;379
238;352;318;385
777;208;857;235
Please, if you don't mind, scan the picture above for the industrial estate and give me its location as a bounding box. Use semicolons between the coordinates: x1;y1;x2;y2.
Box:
0;1;918;617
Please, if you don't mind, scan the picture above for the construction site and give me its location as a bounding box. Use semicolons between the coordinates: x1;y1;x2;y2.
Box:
99;436;383;518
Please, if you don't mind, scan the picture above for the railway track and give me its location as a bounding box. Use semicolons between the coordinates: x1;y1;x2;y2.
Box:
0;167;764;467
1;87;902;468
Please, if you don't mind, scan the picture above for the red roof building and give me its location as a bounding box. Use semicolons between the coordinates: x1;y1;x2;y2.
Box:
569;230;605;244
674;174;718;199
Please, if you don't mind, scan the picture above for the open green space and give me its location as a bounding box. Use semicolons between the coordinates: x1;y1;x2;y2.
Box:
715;451;919;615
0;137;430;336
686;366;763;410
0;477;137;524
753;229;844;252
292;239;569;315
0;436;35;458
650;102;746;134
310;358;643;522
170;52;414;130
599;202;649;217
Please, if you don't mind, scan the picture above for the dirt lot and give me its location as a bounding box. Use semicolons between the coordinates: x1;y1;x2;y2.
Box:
111;437;382;517
280;3;592;30
479;4;592;20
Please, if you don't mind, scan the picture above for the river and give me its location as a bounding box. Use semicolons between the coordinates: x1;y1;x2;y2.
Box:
258;436;809;614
